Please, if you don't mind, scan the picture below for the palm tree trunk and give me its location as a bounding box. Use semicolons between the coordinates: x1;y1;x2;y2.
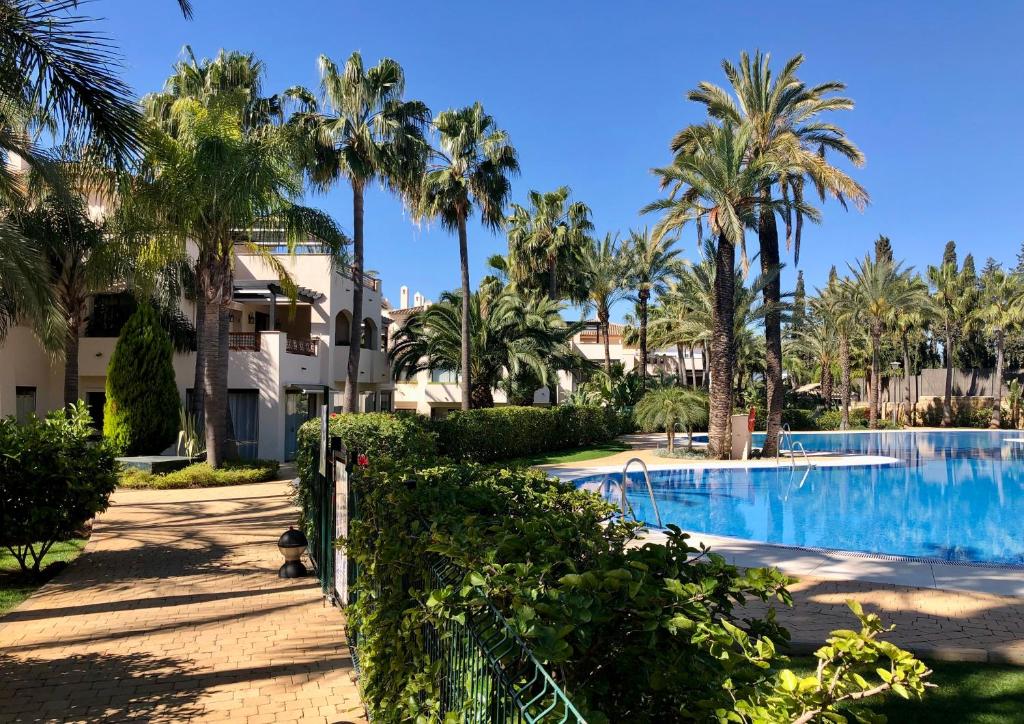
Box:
63;316;81;406
202;293;227;467
192;292;205;425
702;341;710;390
599;307;612;375
549;255;558;300
759;201;783;457
667;427;674;452
820;360;833;412
839;334;851;430
992;329;1005;429
470;383;493;409
676;344;685;387
639;290;649;390
200;252;231;468
219;307;238;460
343;180;365;415
458;213;472;411
903;337;913;426
708;234;735;460
869;330;881;429
943;333;954;426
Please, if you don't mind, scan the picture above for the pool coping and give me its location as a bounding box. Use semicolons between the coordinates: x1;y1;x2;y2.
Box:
548;456;1024;599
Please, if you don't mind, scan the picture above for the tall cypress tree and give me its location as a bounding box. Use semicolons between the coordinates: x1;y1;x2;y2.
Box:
874;235;893;264
942;240;958;268
104;303;181;455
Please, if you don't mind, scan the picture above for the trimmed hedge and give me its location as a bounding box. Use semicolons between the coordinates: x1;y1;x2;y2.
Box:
118;460;280;489
341;459;930;722
435;405;615;463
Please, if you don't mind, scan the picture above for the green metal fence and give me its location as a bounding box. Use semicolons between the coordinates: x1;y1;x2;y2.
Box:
422;557;586;723
308;436;585;722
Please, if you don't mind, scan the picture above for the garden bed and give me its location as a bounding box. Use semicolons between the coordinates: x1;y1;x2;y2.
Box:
118;460;280;489
0;539;87;616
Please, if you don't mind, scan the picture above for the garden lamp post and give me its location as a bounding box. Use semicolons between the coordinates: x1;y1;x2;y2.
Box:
278;527;308;578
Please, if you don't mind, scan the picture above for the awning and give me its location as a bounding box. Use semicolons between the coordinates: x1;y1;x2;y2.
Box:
233;280;324;304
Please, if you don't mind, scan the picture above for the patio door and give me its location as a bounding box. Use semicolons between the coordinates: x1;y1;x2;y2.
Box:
285;391;317;460
228;390;260;461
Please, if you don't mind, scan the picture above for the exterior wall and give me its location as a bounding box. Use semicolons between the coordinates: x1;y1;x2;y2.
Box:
0;248;392;461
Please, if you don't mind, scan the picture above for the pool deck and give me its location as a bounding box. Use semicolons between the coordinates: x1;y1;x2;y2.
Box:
542;431;1024;663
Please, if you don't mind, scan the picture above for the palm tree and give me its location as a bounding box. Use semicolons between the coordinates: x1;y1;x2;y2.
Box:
634;387;708;452
622;228;680;391
506;186;593;299
119;90;346;467
142;47;292;431
389;288;585;408
793;318;835;404
20;195;125;404
0;0;189;344
290;52;430;414
687;51;867;456
979;268;1024;428
644;121;812;458
415;103;519;411
579;233;627;374
927;246;980;426
846;255;925;428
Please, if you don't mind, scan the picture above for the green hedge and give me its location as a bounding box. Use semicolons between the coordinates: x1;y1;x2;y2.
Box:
435;405;614;463
343;460;930;722
118;460;280;489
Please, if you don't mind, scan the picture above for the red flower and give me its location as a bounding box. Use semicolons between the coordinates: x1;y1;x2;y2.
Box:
330;413;339;419
357;453;369;467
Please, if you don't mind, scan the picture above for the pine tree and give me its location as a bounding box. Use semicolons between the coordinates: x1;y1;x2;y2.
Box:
874;235;893;264
792;270;807;333
1016;242;1024;274
943;240;957;269
103;303;181;455
982;257;1002;278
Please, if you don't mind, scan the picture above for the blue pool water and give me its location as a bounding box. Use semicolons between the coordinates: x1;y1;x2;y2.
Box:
574;430;1024;565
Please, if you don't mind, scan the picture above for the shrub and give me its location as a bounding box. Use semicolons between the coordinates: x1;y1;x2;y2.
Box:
434;405;613;463
118;459;280;489
816;407;870;431
103;302;180;455
0;403;117;574
343;460;931;722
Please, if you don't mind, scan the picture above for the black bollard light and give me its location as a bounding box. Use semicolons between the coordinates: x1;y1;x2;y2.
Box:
277;527;308;578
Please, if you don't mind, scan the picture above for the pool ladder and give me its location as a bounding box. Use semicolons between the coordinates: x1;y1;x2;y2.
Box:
601;458;663;529
777;423;813;470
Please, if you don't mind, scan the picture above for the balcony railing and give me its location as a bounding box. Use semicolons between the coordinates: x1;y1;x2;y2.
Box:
286;337;318;356
342;265;381;292
228;332;260;350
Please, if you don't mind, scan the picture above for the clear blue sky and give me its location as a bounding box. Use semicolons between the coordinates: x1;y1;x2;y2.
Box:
100;0;1024;319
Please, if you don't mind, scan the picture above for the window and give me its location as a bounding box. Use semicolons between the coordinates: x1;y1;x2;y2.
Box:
379;390;393;413
15;387;36;423
85;391;106;432
430;369;460;384
361;318;378;350
334;311;352;345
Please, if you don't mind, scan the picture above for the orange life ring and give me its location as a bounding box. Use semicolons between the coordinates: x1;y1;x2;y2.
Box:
747;407;757;433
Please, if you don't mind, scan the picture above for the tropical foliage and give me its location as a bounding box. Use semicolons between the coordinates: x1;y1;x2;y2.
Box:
633;386;707;451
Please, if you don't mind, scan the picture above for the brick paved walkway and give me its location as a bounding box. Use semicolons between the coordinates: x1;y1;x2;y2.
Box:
0;481;366;723
774;577;1024;664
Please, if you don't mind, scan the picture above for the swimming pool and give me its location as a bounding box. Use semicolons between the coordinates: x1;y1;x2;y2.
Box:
573;430;1024;565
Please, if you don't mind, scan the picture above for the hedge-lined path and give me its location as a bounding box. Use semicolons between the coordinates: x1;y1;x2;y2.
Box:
0;481;366;723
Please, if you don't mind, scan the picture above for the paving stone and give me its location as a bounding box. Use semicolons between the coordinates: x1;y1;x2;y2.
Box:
0;481;366;723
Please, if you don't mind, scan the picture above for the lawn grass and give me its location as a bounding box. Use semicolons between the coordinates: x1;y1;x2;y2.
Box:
0;539;87;616
791;657;1024;723
503;440;631;467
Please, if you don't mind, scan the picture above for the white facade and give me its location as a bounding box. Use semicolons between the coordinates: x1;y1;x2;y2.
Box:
555;321;708;401
383;299;548;418
0;244;392;461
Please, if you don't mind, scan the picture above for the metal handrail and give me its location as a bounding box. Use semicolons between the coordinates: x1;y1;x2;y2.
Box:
777;424;812;469
617;457;663;529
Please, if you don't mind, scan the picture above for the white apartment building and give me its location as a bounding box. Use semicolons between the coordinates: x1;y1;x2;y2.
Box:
0;240;393;461
384;287;549;418
555;321;708;400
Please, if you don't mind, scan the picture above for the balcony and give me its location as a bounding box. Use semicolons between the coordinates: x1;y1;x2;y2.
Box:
228;332;261;351
286;337;318;356
341;265;381;292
